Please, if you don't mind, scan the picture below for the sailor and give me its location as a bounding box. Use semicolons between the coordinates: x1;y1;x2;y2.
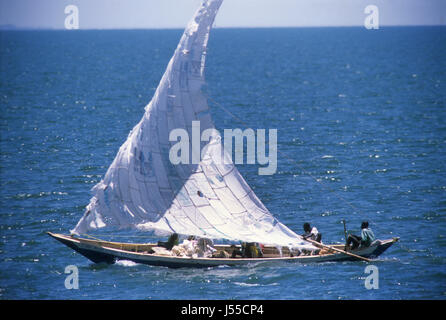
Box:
196;237;216;257
157;233;179;250
230;244;244;258
230;242;263;258
301;223;322;242
345;221;375;250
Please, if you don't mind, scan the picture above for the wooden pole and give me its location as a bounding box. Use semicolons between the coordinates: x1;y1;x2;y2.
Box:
305;238;371;262
342;219;348;245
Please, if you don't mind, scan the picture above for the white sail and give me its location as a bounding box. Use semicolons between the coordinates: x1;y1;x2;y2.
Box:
72;0;313;249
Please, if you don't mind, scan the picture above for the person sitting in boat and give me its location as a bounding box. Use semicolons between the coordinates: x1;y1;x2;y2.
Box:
301;223;322;243
345;221;375;250
157;233;179;250
196;237;216;257
244;242;263;258
230;242;263;258
231;244;243;258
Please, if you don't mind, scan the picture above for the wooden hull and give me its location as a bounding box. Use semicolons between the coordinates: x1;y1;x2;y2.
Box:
48;232;398;268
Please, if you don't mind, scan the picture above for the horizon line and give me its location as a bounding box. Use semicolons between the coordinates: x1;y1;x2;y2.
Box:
1;24;445;31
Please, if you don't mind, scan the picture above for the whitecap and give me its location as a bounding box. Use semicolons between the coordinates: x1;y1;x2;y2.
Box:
115;260;139;267
234;282;260;287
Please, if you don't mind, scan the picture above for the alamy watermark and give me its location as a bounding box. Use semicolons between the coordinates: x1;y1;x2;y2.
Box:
364;5;379;29
64;265;79;289
364;265;379;289
169;121;277;175
64;5;79;30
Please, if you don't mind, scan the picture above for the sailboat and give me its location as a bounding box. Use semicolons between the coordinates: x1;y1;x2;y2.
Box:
49;0;398;268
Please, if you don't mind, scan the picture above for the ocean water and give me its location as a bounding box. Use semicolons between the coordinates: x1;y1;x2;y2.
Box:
0;27;445;300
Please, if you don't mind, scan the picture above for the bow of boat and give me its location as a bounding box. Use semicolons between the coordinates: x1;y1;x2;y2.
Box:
47;232;116;264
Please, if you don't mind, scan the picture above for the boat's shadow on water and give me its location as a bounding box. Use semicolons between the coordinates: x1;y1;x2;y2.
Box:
84;262;114;271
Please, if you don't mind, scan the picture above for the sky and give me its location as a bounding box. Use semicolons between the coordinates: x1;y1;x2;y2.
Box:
0;0;445;29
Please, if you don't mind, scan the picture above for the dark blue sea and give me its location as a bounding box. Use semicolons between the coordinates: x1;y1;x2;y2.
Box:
1;27;445;300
